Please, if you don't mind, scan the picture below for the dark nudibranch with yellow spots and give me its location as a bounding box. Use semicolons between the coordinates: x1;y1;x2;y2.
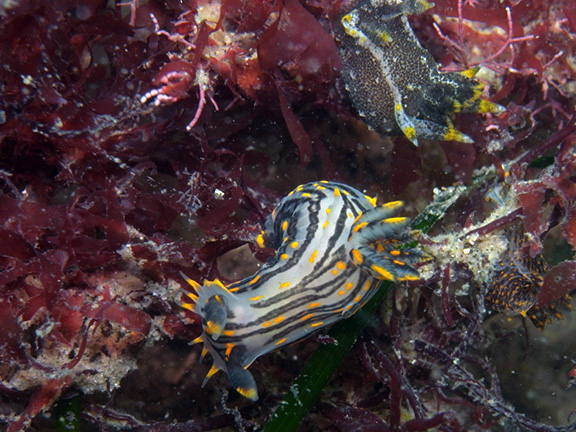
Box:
181;181;425;400
336;0;504;145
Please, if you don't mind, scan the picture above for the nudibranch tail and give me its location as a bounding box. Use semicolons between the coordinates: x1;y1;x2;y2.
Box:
181;181;426;401
226;351;259;401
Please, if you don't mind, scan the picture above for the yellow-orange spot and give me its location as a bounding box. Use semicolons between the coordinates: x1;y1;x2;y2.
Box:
478;99;502;114
301;313;314;321
192;336;203;345
308;302;321;308
352;249;363;264
346;282;354;291
323;220;329;229
398;275;419;281
236;386;258;401
249;275;260;285
353;221;368;232
338;290;346;296
310;322;324;327
366;195;378;207
279;282;290;289
256;233;265;248
383;201;403;209
336;261;346;270
354;295;362;303
362;280;372;291
282;220;288;231
345;304;353;312
206;321;221;336
302;192;311;197
211;279;228;291
250;295;263;301
317;186;326;190
274;316;285;324
461;66;480;78
342;190;350;195
229;287;240;292
222;330;235;336
320;180;328;183
378;30;391;42
326;208;332;214
334;187;341;197
390;250;401;256
384;217;406;224
309;250;318;263
371;264;394;280
291;241;299;248
181;303;195;311
331;269;338;275
225;343;234;359
393;260;405;266
206;364;220;379
284;236;288;242
183;277;201;291
200;347;208;360
280;253;289;260
214;294;222;303
403;126;417;141
275;338;287;346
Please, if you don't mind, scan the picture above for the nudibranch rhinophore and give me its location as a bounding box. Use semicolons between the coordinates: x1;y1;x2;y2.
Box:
336;0;503;145
181;181;424;400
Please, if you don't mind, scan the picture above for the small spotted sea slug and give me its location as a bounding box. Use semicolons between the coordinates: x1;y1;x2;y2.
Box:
336;0;504;145
486;249;573;329
181;181;425;400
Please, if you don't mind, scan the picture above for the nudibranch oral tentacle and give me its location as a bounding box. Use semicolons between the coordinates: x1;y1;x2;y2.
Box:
181;181;424;400
336;0;504;145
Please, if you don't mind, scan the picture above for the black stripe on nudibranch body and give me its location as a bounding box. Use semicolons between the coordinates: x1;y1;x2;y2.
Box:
335;0;504;145
180;181;424;400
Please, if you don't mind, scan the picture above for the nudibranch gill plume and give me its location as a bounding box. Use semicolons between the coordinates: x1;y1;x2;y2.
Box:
336;0;504;145
181;181;425;400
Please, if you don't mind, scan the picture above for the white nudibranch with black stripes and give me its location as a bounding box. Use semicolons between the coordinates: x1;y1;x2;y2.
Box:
181;181;424;400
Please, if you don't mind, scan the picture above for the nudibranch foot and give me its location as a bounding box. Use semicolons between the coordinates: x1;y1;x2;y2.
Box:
181;181;425;400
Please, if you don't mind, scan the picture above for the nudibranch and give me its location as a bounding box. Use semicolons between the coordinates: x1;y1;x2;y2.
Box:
181;181;424;400
336;0;503;145
486;251;573;329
